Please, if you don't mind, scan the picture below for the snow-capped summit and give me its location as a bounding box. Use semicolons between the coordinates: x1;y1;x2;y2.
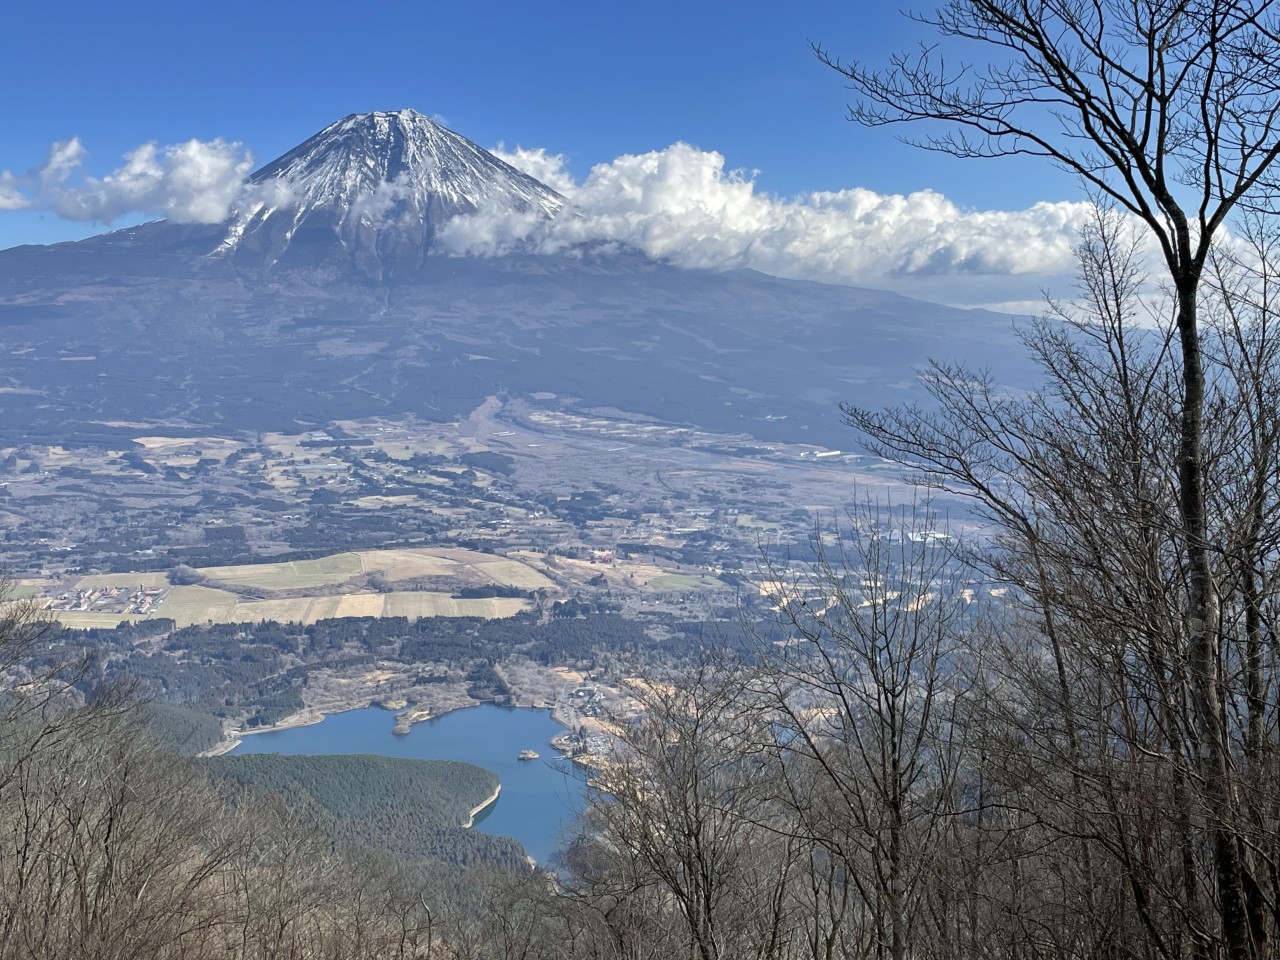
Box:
217;109;565;277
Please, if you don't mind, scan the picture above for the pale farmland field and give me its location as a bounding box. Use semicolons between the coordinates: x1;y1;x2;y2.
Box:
332;593;387;618
194;547;552;592
305;596;347;620
161;585;240;626
650;574;725;591
382;593;528;619
55;548;546;630
473;560;557;590
50;612;144;629
224;598;319;625
354;549;457;580
199;553;364;589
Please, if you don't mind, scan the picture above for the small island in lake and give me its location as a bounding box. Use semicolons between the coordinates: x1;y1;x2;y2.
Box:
518;749;540;761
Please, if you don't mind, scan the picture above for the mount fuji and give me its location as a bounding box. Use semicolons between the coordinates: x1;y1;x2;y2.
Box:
0;110;1033;448
218;110;566;277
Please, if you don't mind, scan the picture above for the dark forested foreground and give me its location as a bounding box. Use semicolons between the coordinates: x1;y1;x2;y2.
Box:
202;754;529;871
561;212;1280;960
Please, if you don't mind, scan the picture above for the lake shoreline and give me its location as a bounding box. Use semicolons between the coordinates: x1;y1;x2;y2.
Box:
199;699;569;759
199;706;335;757
226;703;585;864
463;784;502;828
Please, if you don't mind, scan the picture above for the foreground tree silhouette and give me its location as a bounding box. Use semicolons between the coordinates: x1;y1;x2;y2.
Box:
566;663;804;960
821;5;1280;957
756;503;974;960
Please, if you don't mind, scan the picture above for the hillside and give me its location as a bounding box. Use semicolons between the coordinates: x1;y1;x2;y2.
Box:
203;753;527;870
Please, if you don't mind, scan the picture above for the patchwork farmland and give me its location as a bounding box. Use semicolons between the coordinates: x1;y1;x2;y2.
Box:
40;547;554;629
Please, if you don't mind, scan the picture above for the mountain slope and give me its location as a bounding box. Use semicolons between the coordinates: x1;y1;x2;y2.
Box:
0;110;1035;448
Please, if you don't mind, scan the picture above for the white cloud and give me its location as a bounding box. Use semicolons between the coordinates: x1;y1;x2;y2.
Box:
39;138;89;185
489;145;578;196
1;136;254;224
0;171;27;211
452;142;1095;308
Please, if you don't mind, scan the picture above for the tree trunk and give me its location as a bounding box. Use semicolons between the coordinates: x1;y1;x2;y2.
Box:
1176;277;1255;960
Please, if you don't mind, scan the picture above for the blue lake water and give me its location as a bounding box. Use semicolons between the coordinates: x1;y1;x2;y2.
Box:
231;705;586;864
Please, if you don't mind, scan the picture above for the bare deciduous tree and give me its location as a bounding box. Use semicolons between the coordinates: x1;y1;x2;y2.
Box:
757;502;974;960
843;204;1280;959
820;6;1280;957
565;662;805;960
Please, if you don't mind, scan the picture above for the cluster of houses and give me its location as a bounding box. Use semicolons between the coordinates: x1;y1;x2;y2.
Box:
51;584;165;616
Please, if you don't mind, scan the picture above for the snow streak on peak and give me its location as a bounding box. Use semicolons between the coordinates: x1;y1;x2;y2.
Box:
217;109;565;275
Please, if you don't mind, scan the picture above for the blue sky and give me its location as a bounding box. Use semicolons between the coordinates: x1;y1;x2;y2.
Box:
0;1;1089;307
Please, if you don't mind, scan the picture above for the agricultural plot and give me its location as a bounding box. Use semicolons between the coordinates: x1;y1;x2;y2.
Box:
162;585;240;626
539;554;666;587
351;495;419;509
331;594;386;618
193;547;548;592
50;612;143;629
382;593;528;619
132;436;237;453
53;546;545;630
354;549;457;581
52;587;525;630
305;596;348;620
199;553;364;589
650;574;726;591
223;598;319;625
472;560;556;591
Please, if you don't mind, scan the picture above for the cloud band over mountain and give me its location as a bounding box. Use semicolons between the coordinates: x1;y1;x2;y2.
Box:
1;134;1092;307
474;144;1091;306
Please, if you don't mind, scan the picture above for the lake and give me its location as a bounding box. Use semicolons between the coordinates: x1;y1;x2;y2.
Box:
231;704;586;864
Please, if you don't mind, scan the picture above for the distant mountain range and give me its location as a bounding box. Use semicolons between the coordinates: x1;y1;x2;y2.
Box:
0;109;1034;448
